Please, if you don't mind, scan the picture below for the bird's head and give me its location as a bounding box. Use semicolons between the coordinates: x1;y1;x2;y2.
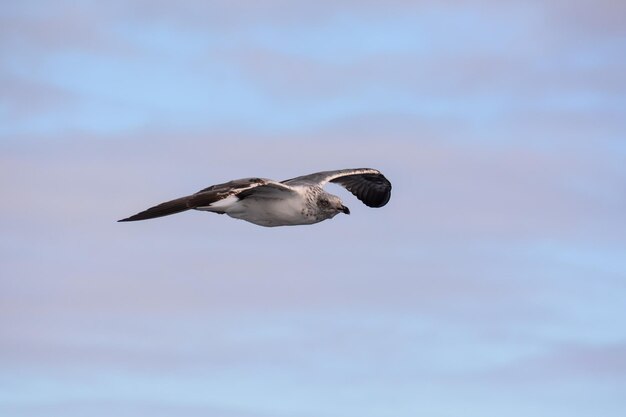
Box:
318;194;350;218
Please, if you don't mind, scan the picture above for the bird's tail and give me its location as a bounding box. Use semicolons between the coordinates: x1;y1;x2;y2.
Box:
118;196;192;222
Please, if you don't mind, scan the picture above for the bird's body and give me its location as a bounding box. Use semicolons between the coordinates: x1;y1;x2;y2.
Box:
118;168;391;227
197;182;328;227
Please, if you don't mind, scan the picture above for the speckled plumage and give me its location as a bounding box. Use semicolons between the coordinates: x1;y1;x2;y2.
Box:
119;168;392;227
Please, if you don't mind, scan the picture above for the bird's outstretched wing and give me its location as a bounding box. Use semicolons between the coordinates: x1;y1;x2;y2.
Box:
283;168;392;208
118;178;297;222
188;178;296;208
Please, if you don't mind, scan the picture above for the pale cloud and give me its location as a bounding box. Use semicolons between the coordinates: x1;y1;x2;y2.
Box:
0;74;78;120
3;129;623;241
0;2;131;56
477;342;626;383
2;0;624;136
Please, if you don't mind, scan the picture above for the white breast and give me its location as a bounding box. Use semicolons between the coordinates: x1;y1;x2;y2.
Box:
225;195;316;227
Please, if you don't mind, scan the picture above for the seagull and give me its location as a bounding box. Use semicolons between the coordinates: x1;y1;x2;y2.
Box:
118;168;391;227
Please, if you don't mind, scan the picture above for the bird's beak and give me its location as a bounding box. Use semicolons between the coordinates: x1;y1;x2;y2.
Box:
340;205;350;215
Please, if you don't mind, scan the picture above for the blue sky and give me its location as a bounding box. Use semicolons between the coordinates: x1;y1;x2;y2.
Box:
1;1;626;417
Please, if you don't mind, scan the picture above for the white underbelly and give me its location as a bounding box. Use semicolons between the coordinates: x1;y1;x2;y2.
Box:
226;198;316;227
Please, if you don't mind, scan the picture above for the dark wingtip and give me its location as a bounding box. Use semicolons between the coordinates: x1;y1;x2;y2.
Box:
117;196;192;223
117;213;152;222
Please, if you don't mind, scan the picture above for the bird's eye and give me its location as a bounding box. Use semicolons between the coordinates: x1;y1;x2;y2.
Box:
320;199;329;207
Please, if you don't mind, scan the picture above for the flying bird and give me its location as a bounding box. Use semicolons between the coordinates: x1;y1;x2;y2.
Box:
118;168;391;227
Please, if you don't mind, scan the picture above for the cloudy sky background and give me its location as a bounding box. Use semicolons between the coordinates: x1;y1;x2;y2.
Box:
1;1;625;416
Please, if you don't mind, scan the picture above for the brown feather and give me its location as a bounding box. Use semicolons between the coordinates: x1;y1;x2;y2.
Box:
117;196;192;222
